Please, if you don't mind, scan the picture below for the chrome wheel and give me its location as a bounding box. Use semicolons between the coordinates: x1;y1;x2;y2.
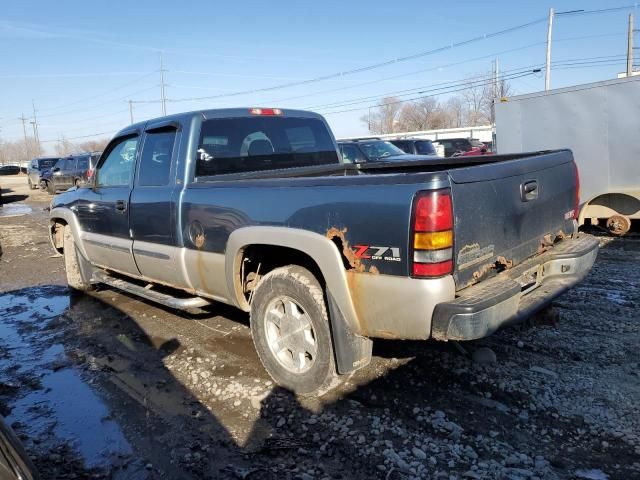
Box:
264;295;317;374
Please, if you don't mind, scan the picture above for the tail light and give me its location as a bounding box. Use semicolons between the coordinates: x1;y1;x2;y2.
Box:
86;168;94;179
572;161;580;219
249;108;282;116
411;189;454;278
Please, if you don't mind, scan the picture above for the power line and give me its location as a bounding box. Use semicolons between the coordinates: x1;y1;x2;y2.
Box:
37;86;158;119
307;54;625;112
40;130;117;144
37;72;155;112
160;16;548;104
321;71;540;116
315;69;541;114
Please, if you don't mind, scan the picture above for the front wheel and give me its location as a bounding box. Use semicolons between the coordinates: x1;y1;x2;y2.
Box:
250;266;341;396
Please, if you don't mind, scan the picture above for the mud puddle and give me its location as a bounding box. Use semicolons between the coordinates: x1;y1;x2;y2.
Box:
0;286;132;473
0;203;32;217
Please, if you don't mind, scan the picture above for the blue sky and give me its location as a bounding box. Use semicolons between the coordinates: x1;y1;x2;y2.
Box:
0;0;637;151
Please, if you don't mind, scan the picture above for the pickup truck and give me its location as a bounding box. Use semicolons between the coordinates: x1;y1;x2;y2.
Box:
49;107;598;395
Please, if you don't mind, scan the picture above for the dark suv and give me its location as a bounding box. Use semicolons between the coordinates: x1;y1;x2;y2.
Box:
27;157;60;190
338;139;438;164
389;138;438;156
40;152;101;194
434;138;488;157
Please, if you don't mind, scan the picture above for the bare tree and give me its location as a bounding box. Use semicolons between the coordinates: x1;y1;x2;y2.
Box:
359;97;403;134
0;137;42;165
362;70;513;133
54;137;110;156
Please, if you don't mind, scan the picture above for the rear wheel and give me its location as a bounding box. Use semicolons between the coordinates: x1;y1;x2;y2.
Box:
63;225;93;291
250;266;341;396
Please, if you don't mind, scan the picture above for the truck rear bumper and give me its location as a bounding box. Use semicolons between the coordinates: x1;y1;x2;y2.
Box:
431;234;599;341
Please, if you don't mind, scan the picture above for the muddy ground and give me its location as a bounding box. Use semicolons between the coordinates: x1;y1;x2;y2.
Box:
0;175;638;480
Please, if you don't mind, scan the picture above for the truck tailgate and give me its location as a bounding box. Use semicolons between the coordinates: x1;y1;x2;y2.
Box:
449;150;577;290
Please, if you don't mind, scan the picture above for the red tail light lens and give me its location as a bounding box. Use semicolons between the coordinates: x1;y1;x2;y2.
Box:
412;189;454;278
86;168;94;178
414;191;453;232
573;161;580;220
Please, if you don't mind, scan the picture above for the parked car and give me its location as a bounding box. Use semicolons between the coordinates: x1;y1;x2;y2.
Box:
40;152;101;194
389;138;438;156
0;165;22;176
49;107;597;395
434;137;491;157
27;157;60;190
338;139;438;163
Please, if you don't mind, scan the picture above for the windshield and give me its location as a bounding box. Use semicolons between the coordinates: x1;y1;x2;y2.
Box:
358;141;405;159
38;158;58;169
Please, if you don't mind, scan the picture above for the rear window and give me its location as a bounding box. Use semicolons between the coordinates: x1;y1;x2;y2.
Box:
415;141;436;155
195;116;339;177
38;158;58;169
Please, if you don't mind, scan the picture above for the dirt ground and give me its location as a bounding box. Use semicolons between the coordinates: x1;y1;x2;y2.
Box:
1;175;638;480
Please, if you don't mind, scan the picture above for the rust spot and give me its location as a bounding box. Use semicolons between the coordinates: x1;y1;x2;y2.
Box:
495;256;513;269
196;251;210;293
472;255;513;283
325;227;365;272
472;262;495;281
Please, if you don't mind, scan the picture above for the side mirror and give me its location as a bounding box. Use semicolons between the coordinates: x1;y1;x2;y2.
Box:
53;167;60;172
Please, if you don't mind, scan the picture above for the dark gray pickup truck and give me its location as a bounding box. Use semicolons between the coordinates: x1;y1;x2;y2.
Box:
49;107;598;394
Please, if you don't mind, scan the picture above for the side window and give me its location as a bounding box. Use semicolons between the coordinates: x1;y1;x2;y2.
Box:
96;136;139;187
138;129;176;186
56;159;67;170
77;156;89;171
340;145;359;163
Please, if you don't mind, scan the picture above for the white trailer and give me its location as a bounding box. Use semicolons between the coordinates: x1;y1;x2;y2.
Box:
496;76;640;235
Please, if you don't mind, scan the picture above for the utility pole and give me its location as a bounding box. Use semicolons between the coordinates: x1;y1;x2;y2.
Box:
31;100;41;153
545;8;554;91
159;52;167;116
18;113;30;161
491;58;499;124
627;13;634;77
29;121;39;154
129;100;134;124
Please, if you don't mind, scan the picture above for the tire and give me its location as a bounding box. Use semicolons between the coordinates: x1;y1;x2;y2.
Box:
250;266;341;396
28;179;34;190
63;225;93;292
74;178;80;187
46;181;55;195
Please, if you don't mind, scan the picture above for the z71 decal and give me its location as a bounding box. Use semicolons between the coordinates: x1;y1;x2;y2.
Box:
352;245;402;262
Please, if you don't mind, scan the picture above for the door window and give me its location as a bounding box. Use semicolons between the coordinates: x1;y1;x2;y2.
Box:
340;144;361;163
96;136;139;187
138;129;176;186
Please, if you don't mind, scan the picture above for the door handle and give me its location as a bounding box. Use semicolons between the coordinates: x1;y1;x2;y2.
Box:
521;180;538;202
115;200;127;212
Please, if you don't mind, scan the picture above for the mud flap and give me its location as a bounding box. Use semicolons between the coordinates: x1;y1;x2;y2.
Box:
326;291;372;374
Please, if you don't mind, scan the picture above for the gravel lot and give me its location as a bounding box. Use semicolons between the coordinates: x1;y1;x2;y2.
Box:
1;175;638;480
